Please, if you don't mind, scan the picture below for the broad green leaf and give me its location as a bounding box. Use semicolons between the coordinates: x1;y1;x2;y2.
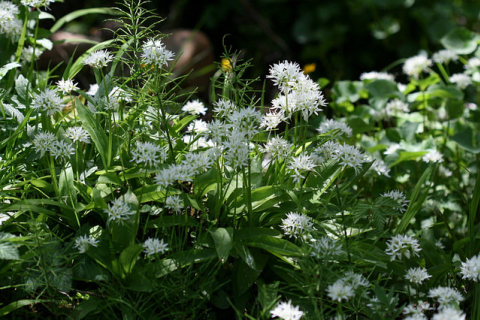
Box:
209;227;234;262
154;249;216;278
0;300;43;317
235;227;282;240
441;27;480;54
119;244;143;275
347;117;376;134
0;62;21;81
333;80;362;103
390;151;428;167
50;8;119;33
15;74;30;100
233;257;265;296
242;234;302;257
365;79;400;98
59;165;78;214
451;127;480;154
0;233;19;260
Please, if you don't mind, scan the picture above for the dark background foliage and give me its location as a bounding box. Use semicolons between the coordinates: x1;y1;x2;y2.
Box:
46;0;480;82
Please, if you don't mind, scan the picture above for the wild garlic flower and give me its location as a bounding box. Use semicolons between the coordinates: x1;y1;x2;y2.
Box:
102;95;120;111
267;60;303;93
50;140;75;160
287;154;316;183
110;86;132;102
270;300;304;320
432;307;466;320
143;238;169;256
104;198;135;224
165;195;184;214
131;141;165;167
309;236;344;260
74;235;99;253
381;190;409;212
403;301;431;318
227;107;262;138
21;46;44;63
56;78;79;94
422;150;443;163
31;88;64;116
428;286;464;308
317;119;352;137
406;267;431;284
0;2;22;39
86;84;99;96
359;71;395;81
327;279;355;302
384;143;400;155
141;38;175;68
260;110;286;130
208;119;232;144
385;234;421;261
460;254;480;281
261;137;292;159
213;99;237;115
331;143;368;174
187;119;209;134
182;99;207;115
432;50;458;64
369;158;390;177
66;127;91;144
223;130;251;169
449;74;472;90
20;0;55;8
464;57;480;73
32;131;57;157
403;54;432;79
154;166;178;188
182;151;215;175
385;99;409;116
280;212;316;239
83;49;114;68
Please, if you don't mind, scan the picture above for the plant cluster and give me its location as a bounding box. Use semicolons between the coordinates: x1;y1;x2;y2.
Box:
0;1;480;319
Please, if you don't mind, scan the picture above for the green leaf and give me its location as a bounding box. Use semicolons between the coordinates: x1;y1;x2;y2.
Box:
75;98;109;169
50;8;119;33
365;79;400;98
441;27;480;55
451;126;480;154
242;234;302;257
390;151;428;167
0;300;42;317
209;227;234;262
233;257;265;296
0;62;21;81
333;81;362;103
154;249;216;278
119;244;144;275
0;233;19;260
147;215;199;228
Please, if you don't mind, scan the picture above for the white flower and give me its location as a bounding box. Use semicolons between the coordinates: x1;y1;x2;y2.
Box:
83;50;114;68
267;61;303;93
342;271;369;289
181;151;215;175
287;154;316;183
141;38;175;68
384;144;400;155
86;84;99;96
309;236;344;259
0;2;22;40
370;158;390;177
74;235;99;253
385;99;409;116
432;50;458;64
432;306;465;320
213;99;236;115
403;301;431;317
317;119;352;137
381;190;409;212
422;150;443;163
428;286;464;308
331;144;368;174
327;279;355;302
165;195;184;214
66;127;91;144
261;137;292;159
187;119;209;134
50;140;75;161
143;238;169;256
449;73;472;90
208;119;232;144
385;234;421;261
260;110;286;130
403;54;432;79
104;198;135;224
270;300;304;320
20;0;55;8
56;78;79;94
32;131;57;157
182;99;207;115
280;212;316;239
360;71;395;81
131;141;165;167
31;88;64;116
460;254;480;281
464;57;480;73
154;166;178;188
110;86;132;102
102;95;120;111
406;267;431;284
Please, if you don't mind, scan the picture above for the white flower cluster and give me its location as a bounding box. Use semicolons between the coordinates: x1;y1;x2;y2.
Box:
381;190;409;212
104;198;135;224
385;234;421;261
422;150;444;163
428;286;464;309
450;73;472;90
270;300;304;320
56;78;79;95
460;254;480;281
314;141;368;174
32;131;74;160
165;194;184;214
317;119;352;137
268;60;327;120
20;0;55;8
359;71;395;81
280;212;316;239
131;141;166;167
0;2;22;40
141;38;175;68
143;238;169;256
66;127;91;144
403;301;431;320
83;50;114;69
182;99;207;115
326;271;369;302
74;235;99;253
432;49;458;64
385;99;409;116
309;236;344;260
31;88;64;116
261;137;292;160
403;54;432;79
286;154;316;183
405;267;431;284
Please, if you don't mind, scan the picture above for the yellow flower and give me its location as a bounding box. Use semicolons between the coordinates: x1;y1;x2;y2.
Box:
303;63;316;74
221;58;232;72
